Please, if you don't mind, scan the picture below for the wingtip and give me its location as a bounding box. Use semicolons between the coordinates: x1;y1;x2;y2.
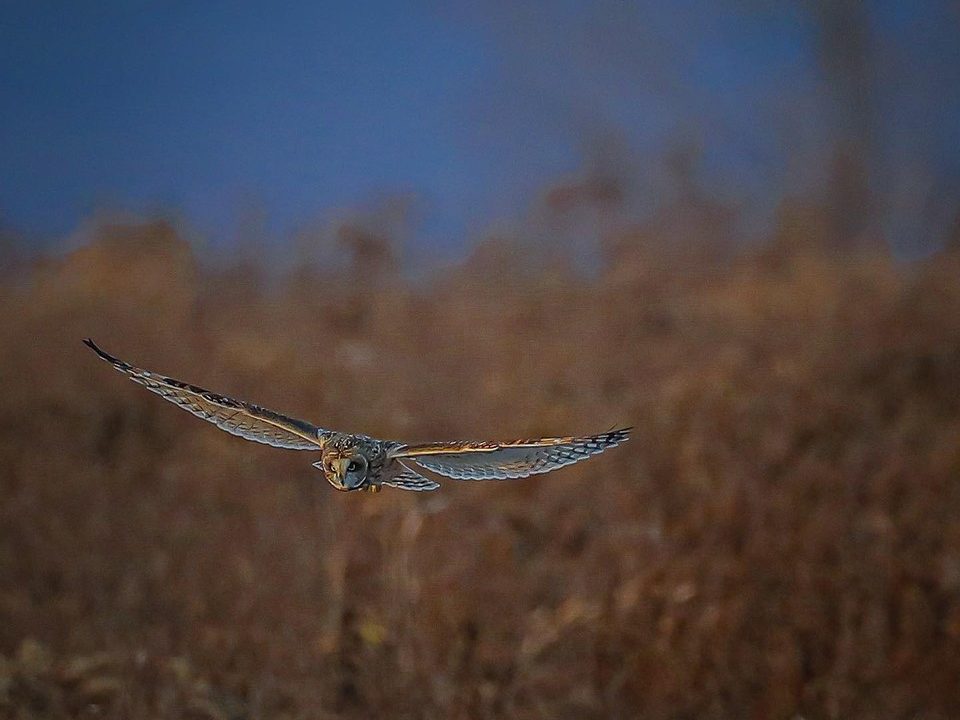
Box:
83;338;115;364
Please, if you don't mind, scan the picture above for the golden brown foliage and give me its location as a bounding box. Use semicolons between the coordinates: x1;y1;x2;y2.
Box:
2;218;960;719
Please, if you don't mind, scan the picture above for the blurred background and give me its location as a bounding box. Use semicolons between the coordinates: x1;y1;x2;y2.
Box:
2;1;960;718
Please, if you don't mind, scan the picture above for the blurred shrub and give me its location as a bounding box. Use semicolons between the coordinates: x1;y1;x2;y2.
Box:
1;215;960;719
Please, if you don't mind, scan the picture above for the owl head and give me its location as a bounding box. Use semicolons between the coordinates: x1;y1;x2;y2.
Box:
313;449;369;491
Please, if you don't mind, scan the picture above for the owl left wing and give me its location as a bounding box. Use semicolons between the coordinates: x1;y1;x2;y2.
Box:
390;428;630;481
84;339;327;451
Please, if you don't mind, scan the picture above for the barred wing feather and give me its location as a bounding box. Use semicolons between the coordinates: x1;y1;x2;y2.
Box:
381;463;441;492
393;428;630;481
84;339;325;450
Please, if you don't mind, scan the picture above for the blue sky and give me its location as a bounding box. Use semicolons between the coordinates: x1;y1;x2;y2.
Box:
2;1;958;256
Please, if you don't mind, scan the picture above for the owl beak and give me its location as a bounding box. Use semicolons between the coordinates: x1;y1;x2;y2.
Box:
332;458;350;480
312;458;364;492
312;459;348;491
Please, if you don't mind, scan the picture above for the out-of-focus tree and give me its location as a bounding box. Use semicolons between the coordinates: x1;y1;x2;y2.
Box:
810;0;881;253
293;194;415;283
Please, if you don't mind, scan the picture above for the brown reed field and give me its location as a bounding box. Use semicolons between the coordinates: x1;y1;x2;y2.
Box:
2;214;960;719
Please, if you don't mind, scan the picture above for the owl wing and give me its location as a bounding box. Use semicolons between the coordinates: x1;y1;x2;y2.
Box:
390;428;630;481
381;462;441;492
84;339;326;451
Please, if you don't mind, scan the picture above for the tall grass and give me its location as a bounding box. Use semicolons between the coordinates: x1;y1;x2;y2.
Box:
1;217;960;718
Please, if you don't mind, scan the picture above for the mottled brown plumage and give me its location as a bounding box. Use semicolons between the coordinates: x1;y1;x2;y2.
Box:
85;339;629;492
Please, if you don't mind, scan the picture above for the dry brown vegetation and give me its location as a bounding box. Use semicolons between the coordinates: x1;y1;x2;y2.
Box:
2;216;960;719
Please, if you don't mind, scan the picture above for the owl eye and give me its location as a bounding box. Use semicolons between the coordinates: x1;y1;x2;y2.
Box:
347;460;360;472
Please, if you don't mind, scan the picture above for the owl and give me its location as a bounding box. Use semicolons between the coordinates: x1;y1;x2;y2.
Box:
84;339;630;492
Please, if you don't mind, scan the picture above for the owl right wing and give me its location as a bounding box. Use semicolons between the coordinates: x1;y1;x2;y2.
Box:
381;462;441;492
84;339;327;451
390;428;630;481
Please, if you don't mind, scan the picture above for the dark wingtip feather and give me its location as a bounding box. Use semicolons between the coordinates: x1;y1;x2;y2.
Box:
83;338;110;360
83;338;125;369
602;426;632;443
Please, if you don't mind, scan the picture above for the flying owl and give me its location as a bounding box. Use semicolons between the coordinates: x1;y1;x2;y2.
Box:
84;339;630;493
